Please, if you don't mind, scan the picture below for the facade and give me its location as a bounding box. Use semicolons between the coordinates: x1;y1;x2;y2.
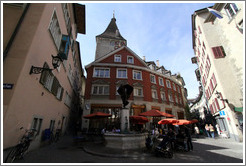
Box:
191;3;243;141
3;3;85;150
83;16;188;132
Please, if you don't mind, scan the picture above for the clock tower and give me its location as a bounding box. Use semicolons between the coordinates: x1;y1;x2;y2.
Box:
95;15;127;60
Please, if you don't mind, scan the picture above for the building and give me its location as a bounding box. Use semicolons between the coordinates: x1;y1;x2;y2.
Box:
83;15;188;132
3;3;86;150
191;3;243;141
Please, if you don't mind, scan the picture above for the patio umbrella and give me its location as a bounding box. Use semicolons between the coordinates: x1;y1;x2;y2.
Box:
83;112;112;119
129;115;149;124
190;119;199;124
172;119;191;125
139;109;174;117
158;118;179;125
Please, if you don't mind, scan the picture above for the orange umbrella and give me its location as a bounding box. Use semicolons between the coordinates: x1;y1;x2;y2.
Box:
172;119;191;125
190;119;199;124
130;116;149;124
139;109;174;117
158;118;179;125
83;112;111;119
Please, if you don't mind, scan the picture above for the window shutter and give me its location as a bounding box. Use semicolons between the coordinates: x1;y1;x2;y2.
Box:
212;46;226;59
40;63;49;85
59;87;64;101
212;74;217;86
215;98;220;110
51;77;59;96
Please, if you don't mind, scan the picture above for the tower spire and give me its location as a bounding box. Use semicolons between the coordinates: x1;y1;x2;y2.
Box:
113;10;115;18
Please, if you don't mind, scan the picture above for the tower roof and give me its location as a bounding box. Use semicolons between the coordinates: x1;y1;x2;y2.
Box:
96;17;126;41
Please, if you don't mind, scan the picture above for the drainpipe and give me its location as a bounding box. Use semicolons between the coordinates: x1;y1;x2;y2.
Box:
3;3;30;61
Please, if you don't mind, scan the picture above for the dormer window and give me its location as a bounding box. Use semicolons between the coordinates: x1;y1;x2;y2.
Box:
114;54;121;62
127;56;134;64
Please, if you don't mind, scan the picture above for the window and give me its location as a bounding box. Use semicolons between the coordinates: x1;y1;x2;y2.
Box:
40;63;64;100
117;69;127;78
211;73;217;89
177;86;180;93
92;85;109;95
198;26;202;34
31;117;43;135
48;10;62;50
61;3;71;34
168;93;173;102
152;90;158;99
175;95;178;103
166;80;171;88
49;120;55;132
65;91;72;107
59;35;70;59
133;70;142;80
127;56;134;64
93;68;110;78
212;46;226;59
160;92;166;101
172;83;176;91
225;3;239;19
114;54;121;62
159;77;164;86
150;74;156;84
134;87;143;97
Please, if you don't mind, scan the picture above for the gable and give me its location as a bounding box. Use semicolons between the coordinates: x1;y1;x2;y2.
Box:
94;46;148;68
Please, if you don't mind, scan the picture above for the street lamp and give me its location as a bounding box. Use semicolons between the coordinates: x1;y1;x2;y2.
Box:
215;91;228;103
29;53;67;74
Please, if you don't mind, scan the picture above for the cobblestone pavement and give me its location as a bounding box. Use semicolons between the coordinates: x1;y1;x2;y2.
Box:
3;134;244;164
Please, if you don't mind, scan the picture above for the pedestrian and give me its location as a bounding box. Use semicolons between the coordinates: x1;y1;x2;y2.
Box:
205;124;211;138
167;128;176;149
215;124;221;136
185;126;193;151
101;128;106;134
194;125;200;138
209;124;215;138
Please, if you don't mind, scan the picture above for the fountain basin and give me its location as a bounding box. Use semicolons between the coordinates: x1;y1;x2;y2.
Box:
104;132;147;150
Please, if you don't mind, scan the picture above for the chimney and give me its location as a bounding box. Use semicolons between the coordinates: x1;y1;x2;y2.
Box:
143;56;146;61
156;60;160;67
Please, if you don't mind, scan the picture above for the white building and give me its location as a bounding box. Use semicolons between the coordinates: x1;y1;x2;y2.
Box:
191;3;244;142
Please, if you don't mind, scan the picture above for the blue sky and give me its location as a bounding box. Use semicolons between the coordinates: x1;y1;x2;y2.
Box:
77;2;214;99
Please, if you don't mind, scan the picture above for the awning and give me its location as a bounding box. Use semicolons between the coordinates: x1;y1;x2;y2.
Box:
235;107;243;112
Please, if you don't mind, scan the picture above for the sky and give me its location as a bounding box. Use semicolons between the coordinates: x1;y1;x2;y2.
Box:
77;2;214;99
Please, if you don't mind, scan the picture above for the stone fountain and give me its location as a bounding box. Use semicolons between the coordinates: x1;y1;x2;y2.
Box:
103;84;147;150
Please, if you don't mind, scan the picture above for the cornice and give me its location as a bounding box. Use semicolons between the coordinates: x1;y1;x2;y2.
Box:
89;62;184;86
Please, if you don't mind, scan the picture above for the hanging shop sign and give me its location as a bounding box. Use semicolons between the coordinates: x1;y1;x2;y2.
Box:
219;110;226;117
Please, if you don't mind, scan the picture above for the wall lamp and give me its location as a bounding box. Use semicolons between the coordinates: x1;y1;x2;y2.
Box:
29;53;67;74
215;91;228;104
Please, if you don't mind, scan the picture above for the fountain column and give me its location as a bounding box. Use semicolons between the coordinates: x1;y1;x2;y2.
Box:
120;107;130;133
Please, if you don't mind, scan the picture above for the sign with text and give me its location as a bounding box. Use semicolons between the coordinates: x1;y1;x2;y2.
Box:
3;84;14;89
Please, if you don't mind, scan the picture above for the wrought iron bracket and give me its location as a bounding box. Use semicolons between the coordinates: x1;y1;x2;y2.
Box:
29;66;52;75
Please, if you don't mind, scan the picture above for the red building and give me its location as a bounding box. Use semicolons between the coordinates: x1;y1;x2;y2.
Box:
83;16;187;131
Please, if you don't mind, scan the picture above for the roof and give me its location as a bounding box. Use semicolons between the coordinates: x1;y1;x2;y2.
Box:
85;46;148;69
96;17;126;41
73;4;86;34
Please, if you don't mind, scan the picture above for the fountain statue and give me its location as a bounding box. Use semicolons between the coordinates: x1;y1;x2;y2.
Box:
103;84;147;150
